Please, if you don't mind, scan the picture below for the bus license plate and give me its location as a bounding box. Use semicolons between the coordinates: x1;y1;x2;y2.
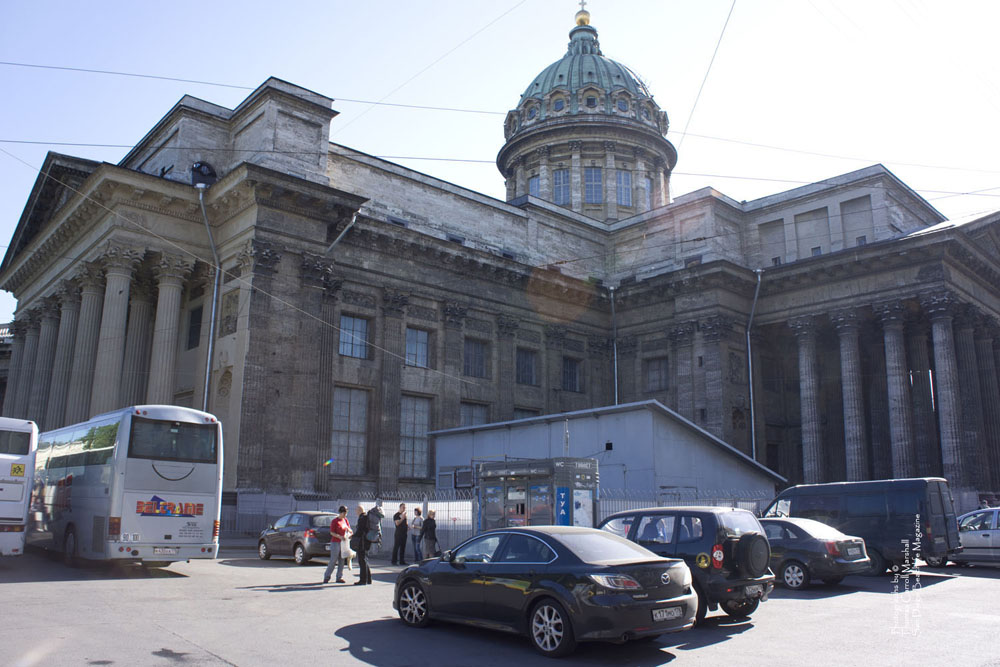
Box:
153;547;178;555
848;547;861;557
652;607;682;622
744;584;763;597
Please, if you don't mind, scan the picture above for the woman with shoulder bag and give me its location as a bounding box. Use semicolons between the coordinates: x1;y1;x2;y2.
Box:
323;505;352;584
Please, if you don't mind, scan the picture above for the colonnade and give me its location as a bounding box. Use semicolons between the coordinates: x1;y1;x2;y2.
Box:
1;243;196;429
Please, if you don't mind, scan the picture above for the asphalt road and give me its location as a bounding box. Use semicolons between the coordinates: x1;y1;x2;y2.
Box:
2;547;999;667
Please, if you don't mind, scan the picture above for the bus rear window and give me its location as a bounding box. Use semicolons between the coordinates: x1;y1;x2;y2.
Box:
128;418;217;463
0;430;31;455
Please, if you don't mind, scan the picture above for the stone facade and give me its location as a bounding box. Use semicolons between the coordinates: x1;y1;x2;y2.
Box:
2;15;999;498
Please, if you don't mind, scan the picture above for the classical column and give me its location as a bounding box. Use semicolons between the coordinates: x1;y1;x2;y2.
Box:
13;314;40;419
700;315;735;439
569;141;583;213
544;324;567;413
906;318;939;476
634;148;649;214
497;315;519;419
537;146;552;200
45;281;81;429
90;245;141;416
833;308;868;481
120;273;156;407
975;319;1000;489
652;157;667;208
377;289;406;492
876;301;916;477
441;302;466;427
954;306;988;489
27;298;60;423
514;156;527;198
790;315;823;483
504;168;516;201
2;321;26;417
65;264;105;424
920;292;965;487
864;321;892;479
146;253;193;404
604;142;618;220
669;322;696;421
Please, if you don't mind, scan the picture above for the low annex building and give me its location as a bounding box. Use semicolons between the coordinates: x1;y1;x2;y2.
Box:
1;9;998;502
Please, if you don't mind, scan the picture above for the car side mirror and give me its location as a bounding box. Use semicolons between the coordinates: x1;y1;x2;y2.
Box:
441;550;453;562
268;523;275;530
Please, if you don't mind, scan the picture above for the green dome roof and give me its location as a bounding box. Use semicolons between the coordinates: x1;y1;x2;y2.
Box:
520;22;654;103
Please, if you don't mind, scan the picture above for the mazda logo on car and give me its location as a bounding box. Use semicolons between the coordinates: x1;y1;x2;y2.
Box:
661;571;671;585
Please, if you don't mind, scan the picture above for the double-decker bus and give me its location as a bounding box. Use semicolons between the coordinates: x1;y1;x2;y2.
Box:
0;417;38;557
28;405;222;566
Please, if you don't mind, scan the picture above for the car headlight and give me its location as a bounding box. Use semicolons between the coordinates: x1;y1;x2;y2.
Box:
588;573;642;590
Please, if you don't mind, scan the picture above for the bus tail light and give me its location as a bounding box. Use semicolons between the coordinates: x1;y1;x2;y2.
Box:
213;520;220;540
109;517;121;537
0;524;25;532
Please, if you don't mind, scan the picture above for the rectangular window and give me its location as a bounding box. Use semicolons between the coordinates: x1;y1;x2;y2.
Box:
460;402;489;427
186;306;203;350
562;357;582;392
331;387;367;475
616;170;632;207
584;167;602;204
644;177;653;209
339;315;369;358
771;256;782;266
553;169;570;205
645;357;669;392
463;338;488;378
516;348;538;385
513;408;540;420
400;395;431;478
856;235;867;246
405;328;429;368
811;246;822;257
528;175;540;197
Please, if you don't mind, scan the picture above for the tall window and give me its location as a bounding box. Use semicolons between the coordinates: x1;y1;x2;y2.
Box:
617;170;632;207
646;357;669;392
516;348;538;385
331;387;367;475
405;328;429;368
553;169;570;205
645;177;653;209
562;357;582;392
464;338;488;378
400;396;431;478
584;167;602;204
528;175;540;197
460;402;489;426
186;306;203;350
339;315;369;358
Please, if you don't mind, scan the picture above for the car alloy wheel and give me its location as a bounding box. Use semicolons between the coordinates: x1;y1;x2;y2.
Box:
530;600;576;657
781;561;807;590
398;582;430;627
294;544;309;565
258;541;270;560
923;556;947;568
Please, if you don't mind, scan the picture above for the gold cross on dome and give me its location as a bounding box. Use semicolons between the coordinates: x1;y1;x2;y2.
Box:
579;0;587;11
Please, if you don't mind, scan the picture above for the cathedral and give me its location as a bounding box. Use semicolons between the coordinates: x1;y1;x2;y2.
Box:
2;8;998;501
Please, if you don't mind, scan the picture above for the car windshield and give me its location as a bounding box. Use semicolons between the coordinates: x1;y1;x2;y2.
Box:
556;531;659;563
311;515;336;527
718;510;762;536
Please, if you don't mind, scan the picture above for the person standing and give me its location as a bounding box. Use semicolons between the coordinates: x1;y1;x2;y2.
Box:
409;507;424;561
323;505;351;584
391;503;408;565
353;504;372;585
421;509;438;557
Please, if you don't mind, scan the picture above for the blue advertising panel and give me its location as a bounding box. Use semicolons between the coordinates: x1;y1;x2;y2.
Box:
556;486;571;525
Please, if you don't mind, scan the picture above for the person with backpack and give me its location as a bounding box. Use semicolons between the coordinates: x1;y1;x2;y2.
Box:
391;503;408;565
351;504;372;585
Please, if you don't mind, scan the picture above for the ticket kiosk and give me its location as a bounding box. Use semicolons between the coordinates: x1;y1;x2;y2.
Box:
478;458;598;531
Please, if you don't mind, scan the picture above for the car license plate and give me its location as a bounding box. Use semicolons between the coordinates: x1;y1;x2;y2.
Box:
153;547;177;555
744;584;763;597
325;544;331;551
652;607;683;622
848;547;861;557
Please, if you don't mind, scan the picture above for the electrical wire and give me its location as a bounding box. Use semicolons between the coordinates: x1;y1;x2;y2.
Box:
676;0;737;151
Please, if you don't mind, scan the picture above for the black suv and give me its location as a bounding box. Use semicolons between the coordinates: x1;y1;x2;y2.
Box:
599;507;774;623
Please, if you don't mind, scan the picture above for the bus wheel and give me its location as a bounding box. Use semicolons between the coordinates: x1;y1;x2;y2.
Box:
63;527;78;568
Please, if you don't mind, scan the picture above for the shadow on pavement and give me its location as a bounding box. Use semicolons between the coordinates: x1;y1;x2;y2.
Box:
769;570;951;599
0;551;187;583
235;581;331;593
335;618;679;667
656;615;754;651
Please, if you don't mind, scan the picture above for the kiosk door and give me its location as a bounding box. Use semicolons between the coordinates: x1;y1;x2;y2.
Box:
505;484;526;527
528;483;553;525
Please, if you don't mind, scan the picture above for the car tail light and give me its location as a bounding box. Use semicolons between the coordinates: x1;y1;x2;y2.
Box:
0;524;25;533
712;544;724;569
588;574;642;590
109;517;121;537
212;520;220;540
304;529;316;539
825;541;841;557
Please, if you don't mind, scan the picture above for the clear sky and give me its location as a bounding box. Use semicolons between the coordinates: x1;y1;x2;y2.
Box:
2;0;999;324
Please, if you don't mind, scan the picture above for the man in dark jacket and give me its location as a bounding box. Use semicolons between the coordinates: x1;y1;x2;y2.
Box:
353;504;372;585
391;503;408;565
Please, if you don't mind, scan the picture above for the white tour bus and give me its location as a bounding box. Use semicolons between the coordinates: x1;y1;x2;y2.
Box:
28;405;222;566
0;417;39;557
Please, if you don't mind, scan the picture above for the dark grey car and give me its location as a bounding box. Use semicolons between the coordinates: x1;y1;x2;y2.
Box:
257;511;335;565
760;517;869;589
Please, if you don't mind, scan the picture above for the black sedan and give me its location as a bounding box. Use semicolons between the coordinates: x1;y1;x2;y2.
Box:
760;517;870;589
392;526;697;658
257;511;335;565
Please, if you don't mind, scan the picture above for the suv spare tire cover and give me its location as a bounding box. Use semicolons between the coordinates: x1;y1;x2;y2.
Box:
737;534;770;577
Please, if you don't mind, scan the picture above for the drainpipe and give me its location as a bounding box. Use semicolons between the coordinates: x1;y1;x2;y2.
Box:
746;268;763;461
610;286;619;405
196;184;221;414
